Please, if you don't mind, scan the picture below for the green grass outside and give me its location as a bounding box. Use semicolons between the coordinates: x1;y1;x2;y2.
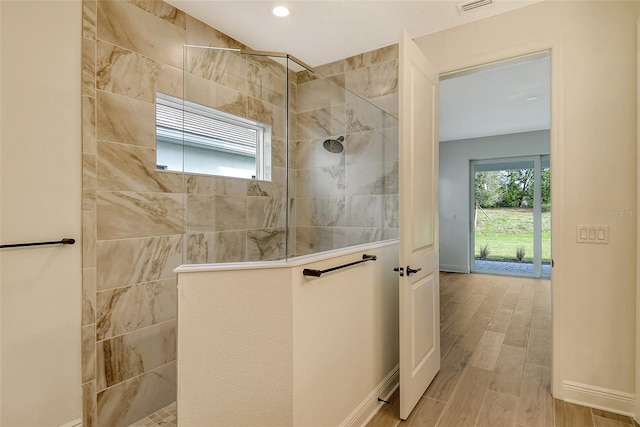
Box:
474;208;551;263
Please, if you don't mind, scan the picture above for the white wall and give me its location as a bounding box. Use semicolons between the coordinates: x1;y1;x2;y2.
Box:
439;130;550;272
292;243;399;425
417;0;637;414
176;242;399;426
0;1;82;426
177;266;294;426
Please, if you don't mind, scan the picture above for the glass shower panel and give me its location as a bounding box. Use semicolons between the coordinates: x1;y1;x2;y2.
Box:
180;46;288;264
288;57;399;258
174;46;398;264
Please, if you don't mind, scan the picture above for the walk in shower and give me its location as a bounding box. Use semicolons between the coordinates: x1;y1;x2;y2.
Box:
83;4;401;423
171;46;399;264
174;46;401;426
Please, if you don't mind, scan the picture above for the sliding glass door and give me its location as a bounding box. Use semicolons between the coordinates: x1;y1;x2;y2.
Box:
471;155;550;278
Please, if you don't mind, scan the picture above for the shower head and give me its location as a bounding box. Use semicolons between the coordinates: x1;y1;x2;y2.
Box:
323;136;344;154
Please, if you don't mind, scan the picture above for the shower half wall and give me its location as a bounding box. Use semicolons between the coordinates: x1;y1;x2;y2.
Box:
174;46;400;427
80;1;399;425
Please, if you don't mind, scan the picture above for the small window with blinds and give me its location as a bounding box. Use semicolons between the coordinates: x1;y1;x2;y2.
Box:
155;92;271;180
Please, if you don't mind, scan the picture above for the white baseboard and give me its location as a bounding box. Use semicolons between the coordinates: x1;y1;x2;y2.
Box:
59;419;82;427
439;264;469;273
340;365;399;427
562;380;635;417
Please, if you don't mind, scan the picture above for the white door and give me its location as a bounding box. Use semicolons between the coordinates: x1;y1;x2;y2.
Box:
398;31;440;420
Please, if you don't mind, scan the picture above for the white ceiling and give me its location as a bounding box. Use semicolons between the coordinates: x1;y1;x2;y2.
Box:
440;52;550;141
165;0;550;141
165;0;543;67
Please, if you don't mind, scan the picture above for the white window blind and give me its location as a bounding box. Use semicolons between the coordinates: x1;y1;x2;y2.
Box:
155;92;272;180
156;93;265;157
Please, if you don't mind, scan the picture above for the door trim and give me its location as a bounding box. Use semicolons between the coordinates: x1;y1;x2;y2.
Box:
636;16;640;424
435;38;564;398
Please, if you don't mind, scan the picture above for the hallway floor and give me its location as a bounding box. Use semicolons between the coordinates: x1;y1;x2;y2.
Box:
368;272;638;427
132;273;637;427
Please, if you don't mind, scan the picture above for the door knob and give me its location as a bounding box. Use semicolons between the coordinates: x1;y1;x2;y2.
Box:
394;267;404;277
406;266;422;276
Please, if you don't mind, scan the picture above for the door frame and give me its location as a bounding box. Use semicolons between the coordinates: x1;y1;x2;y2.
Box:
636;16;640;424
436;39;564;397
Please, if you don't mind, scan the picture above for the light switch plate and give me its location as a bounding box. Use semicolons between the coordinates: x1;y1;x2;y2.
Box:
576;225;609;244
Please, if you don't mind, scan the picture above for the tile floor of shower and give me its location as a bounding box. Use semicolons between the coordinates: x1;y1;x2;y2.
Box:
129;402;176;427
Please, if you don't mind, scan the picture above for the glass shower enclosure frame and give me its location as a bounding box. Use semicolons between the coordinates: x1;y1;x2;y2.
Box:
167;45;399;265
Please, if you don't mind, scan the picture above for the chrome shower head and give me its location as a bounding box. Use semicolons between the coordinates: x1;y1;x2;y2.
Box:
323;136;344;154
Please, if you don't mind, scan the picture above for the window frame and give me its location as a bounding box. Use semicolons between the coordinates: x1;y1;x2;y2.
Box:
155;92;271;181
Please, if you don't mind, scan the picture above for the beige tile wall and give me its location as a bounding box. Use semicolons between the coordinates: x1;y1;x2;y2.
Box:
81;1;399;425
293;45;400;255
81;1;290;425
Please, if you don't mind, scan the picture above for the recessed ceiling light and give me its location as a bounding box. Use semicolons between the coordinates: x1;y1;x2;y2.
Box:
272;6;289;17
526;96;538;101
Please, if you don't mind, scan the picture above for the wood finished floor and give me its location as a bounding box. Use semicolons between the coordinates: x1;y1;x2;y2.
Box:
367;272;639;427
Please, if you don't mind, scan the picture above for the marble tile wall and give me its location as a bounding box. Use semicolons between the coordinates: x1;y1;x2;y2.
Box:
82;2;98;426
181;45;290;264
82;0;397;423
310;43;399;117
293;45;399;256
81;1;290;425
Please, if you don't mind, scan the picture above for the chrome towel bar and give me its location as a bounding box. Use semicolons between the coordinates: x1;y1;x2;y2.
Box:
302;254;377;277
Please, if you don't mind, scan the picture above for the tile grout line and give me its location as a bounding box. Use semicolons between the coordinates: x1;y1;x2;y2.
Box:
589;406;596;427
96;317;176;343
425;395;449;404
433;365;471;427
97;360;176;395
430;398;447;427
440;291;481;362
472;384;491;427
